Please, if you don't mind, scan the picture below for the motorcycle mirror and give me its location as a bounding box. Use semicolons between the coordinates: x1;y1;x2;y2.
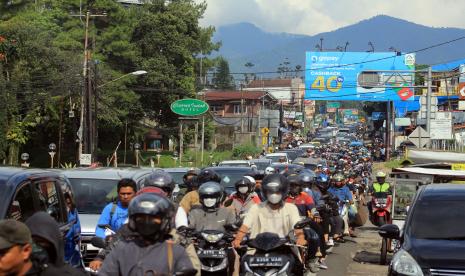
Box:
379;224;400;240
91;237;106;249
175;268;198;276
293;218;312;229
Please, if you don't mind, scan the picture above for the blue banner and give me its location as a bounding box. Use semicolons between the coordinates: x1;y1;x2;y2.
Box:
305;52;415;101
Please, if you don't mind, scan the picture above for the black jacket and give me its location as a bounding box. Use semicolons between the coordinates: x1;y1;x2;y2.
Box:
25;212;86;276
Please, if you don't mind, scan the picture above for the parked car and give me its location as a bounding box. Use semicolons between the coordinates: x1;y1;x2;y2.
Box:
0;167;82;267
205;166;255;195
61;167;153;267
380;184;465;275
218;160;251;167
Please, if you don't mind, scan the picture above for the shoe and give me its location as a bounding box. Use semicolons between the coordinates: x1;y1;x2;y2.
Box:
327;238;334;246
307;258;320;273
318;259;328;270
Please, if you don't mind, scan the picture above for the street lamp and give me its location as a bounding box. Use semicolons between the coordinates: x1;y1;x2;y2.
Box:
21;153;30;168
97;70;148;89
48;143;56;168
173;151;179;167
134;143;141;167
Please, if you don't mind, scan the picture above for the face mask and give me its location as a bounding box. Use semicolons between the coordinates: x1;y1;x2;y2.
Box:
238;186;249;194
203;198;217;208
135;221;161;237
267;193;282;204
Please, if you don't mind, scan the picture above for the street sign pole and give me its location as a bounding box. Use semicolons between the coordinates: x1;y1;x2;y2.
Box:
426;67;432;134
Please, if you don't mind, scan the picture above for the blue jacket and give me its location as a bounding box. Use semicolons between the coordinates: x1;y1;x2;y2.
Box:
95;201;128;239
64;209;82;267
328;185;353;202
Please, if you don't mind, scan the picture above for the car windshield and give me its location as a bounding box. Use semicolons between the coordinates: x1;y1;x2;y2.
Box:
68;178;118;214
410;200;465;239
165;171;185;184
265;155;286;163
214;170;251;188
251;161;271;171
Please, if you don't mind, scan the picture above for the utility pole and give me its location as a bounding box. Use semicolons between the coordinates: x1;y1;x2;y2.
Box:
240;83;244;133
426;67;432;133
74;11;106;164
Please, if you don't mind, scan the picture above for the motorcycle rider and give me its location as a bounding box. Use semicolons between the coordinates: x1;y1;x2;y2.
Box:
232;174;307;274
328;173;355;237
370;171;391;194
179;169;221;215
95;178;137;239
188;182;238;276
225;177;261;219
99;193;195;276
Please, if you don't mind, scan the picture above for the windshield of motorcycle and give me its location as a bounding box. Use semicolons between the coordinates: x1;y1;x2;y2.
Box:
248;232;287;251
409;200;465;240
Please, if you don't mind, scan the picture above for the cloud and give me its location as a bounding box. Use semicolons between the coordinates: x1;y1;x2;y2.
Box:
197;0;465;35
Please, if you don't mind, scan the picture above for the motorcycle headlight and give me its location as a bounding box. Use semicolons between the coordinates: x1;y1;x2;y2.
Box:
201;232;224;243
392;249;424;276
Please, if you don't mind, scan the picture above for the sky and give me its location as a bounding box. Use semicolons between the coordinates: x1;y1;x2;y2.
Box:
197;0;465;35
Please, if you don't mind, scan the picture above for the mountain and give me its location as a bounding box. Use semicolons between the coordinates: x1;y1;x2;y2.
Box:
213;15;465;74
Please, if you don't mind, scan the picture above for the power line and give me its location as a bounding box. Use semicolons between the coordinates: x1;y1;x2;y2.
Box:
205;35;465;76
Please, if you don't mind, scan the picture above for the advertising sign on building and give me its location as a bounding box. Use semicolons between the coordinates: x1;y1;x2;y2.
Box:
305;52;415;101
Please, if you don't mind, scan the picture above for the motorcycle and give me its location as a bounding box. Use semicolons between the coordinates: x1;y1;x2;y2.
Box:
370;192;392;226
242;218;313;276
183;227;236;276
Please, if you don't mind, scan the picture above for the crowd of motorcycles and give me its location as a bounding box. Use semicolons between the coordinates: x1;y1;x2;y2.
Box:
90;133;385;276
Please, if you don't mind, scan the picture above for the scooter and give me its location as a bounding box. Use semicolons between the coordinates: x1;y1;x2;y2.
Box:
370;192;392;226
242;218;314;276
184;227;236;276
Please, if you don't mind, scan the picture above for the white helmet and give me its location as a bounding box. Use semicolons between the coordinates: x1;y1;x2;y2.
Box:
264;167;276;175
244;176;256;186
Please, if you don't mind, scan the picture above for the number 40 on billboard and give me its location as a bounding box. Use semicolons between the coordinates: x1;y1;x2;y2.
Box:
311;75;343;93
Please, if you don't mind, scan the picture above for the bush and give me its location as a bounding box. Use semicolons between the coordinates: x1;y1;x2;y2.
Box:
232;144;261;159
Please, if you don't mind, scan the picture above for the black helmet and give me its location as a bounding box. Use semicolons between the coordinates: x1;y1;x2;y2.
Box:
262;174;289;198
235;177;253;195
143;171;175;196
183;169;200;190
197;169;221;184
198;181;224;209
128;193;175;240
287;174;302;196
299;173;314;188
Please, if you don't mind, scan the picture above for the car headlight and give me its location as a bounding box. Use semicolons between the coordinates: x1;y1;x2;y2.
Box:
392;249;424;276
201;232;224;243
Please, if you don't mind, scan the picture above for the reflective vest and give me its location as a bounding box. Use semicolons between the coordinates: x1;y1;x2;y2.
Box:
373;182;390;193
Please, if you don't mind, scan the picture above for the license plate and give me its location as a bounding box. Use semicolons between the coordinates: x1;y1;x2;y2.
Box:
249;256;283;267
198;249;226;258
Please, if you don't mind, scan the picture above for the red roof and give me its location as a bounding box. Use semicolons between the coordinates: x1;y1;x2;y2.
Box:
204;90;270;101
247;79;293;88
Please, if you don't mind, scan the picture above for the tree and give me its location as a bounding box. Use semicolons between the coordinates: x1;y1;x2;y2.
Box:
212;57;234;90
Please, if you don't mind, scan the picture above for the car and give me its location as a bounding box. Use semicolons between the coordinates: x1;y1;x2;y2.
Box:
61;167;153;266
249;159;272;172
265;153;289;164
269;163;305;175
280;149;305;161
205;166;255;195
0;167;81;267
380;184;465;275
218;160;251;167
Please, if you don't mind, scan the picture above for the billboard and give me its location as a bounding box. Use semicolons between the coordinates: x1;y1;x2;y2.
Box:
305;52;415;101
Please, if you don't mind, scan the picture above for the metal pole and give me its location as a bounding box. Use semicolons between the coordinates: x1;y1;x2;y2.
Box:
123;120;127;164
78;11;90;163
201;116;205;165
386;101;391;159
194;121;198;165
426;67;432;134
179;121;183;166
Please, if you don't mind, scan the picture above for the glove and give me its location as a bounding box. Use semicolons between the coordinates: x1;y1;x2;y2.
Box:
232;225;249;249
295;229;307;246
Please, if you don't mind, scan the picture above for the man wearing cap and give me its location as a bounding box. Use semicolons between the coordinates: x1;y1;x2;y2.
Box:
0;220;33;276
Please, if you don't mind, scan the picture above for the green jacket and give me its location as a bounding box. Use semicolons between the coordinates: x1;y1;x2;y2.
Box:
373;182;390;193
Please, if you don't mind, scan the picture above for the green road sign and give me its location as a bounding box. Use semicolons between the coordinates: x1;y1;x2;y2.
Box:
326;102;341;109
171;98;209;116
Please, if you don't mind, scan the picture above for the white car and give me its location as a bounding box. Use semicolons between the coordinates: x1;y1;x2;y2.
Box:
218;160;251;167
265;153;289;164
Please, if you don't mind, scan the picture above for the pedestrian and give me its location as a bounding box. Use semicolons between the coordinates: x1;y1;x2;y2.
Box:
95;178;137;239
